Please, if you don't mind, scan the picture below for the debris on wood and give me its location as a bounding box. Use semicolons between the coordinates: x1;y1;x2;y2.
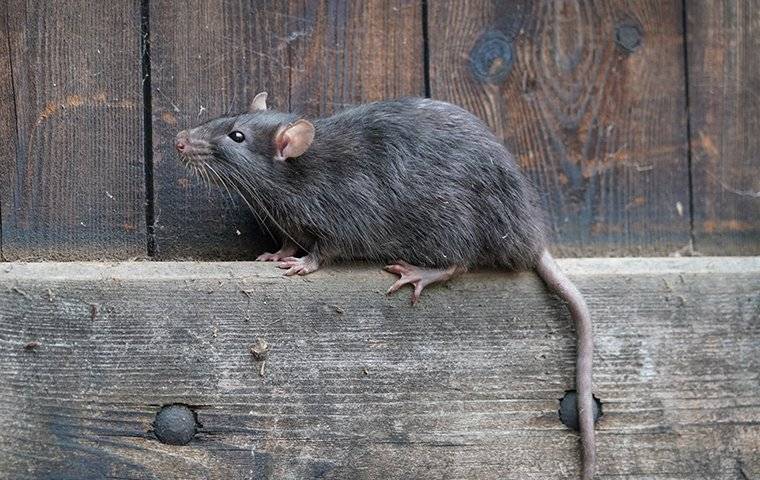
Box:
331;304;345;314
23;341;40;351
46;288;55;302
362;368;369;376
259;361;266;377
250;337;269;361
264;318;283;328
90;303;99;320
241;289;255;298
11;287;31;300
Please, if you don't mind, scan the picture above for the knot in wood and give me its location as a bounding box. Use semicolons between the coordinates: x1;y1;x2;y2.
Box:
615;22;643;53
469;30;514;84
153;404;199;445
559;391;603;431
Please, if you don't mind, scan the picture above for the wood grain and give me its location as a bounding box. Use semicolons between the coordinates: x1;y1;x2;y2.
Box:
151;1;424;260
0;258;758;479
149;0;292;260
0;0;147;260
686;0;760;255
427;0;691;257
0;0;17;259
288;0;425;116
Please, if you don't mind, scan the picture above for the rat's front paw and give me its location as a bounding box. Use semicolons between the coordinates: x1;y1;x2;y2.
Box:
278;256;319;276
256;252;283;262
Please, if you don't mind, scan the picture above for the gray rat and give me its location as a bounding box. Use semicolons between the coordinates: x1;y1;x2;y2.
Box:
175;92;596;479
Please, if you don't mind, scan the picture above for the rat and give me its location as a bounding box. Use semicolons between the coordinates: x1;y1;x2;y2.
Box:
175;91;596;479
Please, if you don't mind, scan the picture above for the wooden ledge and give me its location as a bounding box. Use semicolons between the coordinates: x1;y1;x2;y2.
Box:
1;258;758;478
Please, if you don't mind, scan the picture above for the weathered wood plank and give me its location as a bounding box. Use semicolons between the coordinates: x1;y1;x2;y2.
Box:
686;0;760;255
149;0;291;260
0;258;758;479
0;1;147;260
427;1;691;257
150;1;424;260
288;0;425;116
0;0;17;259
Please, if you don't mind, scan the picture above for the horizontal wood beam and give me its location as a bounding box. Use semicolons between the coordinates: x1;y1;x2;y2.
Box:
1;258;758;478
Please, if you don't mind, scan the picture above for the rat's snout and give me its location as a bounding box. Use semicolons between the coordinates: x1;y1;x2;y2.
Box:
175;130;189;153
173;129;212;166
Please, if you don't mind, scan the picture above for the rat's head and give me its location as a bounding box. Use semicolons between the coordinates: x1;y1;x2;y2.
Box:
174;92;315;184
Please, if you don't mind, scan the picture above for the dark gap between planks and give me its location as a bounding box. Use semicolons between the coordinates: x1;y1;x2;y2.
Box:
141;0;156;257
421;0;431;97
681;0;697;252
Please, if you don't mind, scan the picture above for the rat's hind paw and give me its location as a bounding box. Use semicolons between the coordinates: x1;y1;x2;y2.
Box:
278;256;319;276
384;262;464;304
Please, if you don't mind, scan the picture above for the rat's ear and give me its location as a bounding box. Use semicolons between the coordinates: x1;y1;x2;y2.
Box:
274;120;315;161
249;91;268;112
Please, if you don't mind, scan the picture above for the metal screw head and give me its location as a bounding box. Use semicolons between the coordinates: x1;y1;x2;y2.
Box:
153;404;198;445
559;391;603;431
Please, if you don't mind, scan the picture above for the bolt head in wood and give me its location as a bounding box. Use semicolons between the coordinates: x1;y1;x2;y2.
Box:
559;391;603;431
153;404;198;445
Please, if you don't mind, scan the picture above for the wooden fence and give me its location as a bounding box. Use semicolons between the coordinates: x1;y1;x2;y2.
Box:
1;0;758;261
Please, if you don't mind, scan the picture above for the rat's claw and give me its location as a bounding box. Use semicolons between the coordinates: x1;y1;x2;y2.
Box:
278;256;319;276
386;278;411;295
256;252;281;262
383;264;410;275
412;283;424;304
384;262;464;305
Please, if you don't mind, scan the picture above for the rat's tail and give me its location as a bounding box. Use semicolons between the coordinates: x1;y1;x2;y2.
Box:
535;249;595;479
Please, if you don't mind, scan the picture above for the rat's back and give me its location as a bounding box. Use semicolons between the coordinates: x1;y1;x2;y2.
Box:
299;98;547;271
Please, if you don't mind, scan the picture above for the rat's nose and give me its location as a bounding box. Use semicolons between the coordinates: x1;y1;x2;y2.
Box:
175;132;189;153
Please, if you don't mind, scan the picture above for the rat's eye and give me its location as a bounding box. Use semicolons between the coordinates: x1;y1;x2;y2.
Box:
228;131;245;143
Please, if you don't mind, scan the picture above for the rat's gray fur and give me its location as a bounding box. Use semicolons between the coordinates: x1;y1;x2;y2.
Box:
177;97;595;479
180;98;545;269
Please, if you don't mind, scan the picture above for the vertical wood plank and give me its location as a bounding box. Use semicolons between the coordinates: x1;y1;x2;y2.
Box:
428;0;691;256
151;0;424;259
686;0;760;255
0;1;147;260
0;1;17;260
288;0;425;117
150;0;291;259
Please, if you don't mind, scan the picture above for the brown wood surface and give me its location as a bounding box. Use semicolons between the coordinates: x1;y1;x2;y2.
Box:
427;1;692;257
0;1;17;259
288;0;425;116
150;0;290;260
1;258;758;479
0;1;147;260
150;0;424;260
686;0;760;255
